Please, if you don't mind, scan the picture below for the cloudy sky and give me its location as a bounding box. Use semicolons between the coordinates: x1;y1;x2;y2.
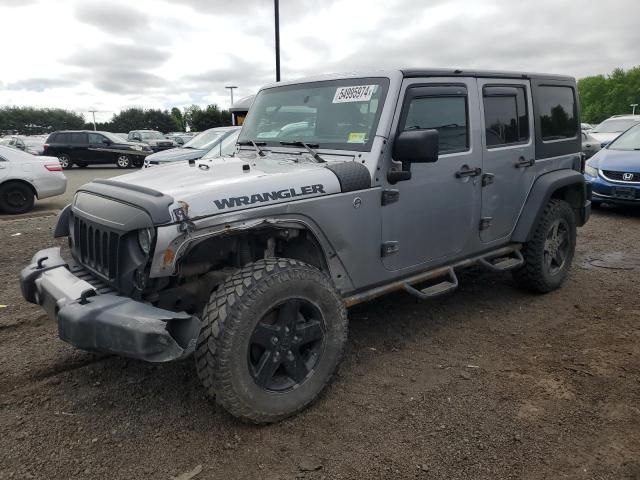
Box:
0;0;638;123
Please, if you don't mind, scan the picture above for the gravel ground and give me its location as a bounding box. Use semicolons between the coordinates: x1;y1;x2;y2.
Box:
0;205;639;480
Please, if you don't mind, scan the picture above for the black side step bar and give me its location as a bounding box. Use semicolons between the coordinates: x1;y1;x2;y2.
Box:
478;250;524;271
403;268;458;300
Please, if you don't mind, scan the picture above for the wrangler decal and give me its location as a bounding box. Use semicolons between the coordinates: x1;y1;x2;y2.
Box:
213;184;326;210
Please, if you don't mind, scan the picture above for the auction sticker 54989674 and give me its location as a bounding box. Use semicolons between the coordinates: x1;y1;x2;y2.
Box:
333;85;377;103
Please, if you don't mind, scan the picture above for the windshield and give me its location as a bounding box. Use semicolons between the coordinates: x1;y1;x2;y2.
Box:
184;129;225;150
140;131;165;140
238;78;389;151
101;132;125;143
607;124;640;150
592;118;640;133
202;130;241;159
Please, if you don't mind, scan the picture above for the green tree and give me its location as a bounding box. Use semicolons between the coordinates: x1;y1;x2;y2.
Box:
171;107;185;131
0;107;85;135
578;66;640;124
187;104;232;131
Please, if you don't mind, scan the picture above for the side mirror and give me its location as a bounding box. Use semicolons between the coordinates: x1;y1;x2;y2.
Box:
102;139;110;145
133;135;141;141
388;129;439;183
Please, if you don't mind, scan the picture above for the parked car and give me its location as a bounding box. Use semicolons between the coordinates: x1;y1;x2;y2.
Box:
581;123;593;131
20;68;590;424
128;130;176;152
43;130;152;169
0;145;66;214
0;136;27;151
1;136;47;155
165;133;193;146
582;131;601;159
584;123;640;207
589;115;640;147
144;126;240;167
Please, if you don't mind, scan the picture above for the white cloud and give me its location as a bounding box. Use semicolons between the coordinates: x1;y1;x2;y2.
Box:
0;0;638;123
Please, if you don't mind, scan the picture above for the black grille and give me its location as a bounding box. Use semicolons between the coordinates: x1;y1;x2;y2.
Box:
602;170;640;182
72;216;119;279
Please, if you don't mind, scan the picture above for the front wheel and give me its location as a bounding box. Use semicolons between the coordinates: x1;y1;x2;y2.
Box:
512;199;576;293
116;154;131;168
195;258;348;424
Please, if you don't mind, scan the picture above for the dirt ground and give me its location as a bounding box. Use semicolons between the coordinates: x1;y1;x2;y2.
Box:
1;206;639;480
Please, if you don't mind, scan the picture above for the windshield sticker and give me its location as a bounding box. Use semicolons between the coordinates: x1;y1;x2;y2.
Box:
347;132;366;143
333;85;376;103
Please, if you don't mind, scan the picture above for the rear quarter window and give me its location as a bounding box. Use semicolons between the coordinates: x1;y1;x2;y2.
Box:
537;86;577;141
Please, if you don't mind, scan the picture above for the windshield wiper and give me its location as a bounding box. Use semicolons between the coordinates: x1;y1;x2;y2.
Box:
279;141;326;163
238;140;266;157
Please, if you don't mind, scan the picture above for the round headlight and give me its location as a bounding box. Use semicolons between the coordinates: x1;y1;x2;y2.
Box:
138;227;155;255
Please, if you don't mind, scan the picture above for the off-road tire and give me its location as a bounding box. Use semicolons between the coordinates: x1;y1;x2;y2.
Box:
512;199;576;293
0;181;35;214
58;154;72;169
195;258;348;424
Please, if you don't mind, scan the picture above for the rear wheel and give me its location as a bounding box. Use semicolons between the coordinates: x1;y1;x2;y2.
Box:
0;181;35;214
512;199;576;293
116;154;131;169
195;258;348;424
58;154;72;169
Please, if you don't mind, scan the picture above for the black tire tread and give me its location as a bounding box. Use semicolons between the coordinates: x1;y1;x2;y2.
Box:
195;258;347;424
512;199;576;293
0;181;35;214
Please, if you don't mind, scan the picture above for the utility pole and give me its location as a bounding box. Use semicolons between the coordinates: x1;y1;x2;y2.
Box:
631;104;638;116
225;86;238;107
88;110;97;131
274;0;281;82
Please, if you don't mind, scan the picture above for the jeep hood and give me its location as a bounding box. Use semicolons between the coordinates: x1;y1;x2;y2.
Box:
109;154;364;219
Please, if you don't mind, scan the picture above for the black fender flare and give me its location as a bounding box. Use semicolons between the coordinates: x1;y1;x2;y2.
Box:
54;204;72;238
512;169;589;243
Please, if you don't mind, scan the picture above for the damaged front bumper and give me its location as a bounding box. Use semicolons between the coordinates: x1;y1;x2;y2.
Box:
20;247;200;362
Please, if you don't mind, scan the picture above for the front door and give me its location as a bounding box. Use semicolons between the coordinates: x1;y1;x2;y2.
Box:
381;78;482;271
478;79;536;243
88;132;109;163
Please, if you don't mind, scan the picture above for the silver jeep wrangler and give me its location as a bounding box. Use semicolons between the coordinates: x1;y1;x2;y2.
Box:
20;69;590;423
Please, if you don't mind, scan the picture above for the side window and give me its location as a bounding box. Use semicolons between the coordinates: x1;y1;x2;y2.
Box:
401;89;469;154
88;133;104;144
70;132;87;144
56;133;70;143
483;86;529;147
537;86;577;141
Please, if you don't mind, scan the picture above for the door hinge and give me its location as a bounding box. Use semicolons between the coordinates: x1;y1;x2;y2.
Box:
481;173;494;187
381;189;400;205
479;217;493;230
381;241;400;257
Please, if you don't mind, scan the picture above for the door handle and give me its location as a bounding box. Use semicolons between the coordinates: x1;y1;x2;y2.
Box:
515;157;535;168
455;165;482;178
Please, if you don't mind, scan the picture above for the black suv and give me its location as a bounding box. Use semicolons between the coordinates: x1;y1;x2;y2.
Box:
43;131;152;169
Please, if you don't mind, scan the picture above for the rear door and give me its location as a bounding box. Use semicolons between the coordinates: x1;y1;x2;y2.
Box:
70;132;89;162
478;79;535;243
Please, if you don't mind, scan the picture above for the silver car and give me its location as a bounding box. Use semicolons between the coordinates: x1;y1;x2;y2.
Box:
582;131;601;159
0;145;67;214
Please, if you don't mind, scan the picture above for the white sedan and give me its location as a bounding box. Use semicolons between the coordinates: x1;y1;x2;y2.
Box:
0;145;67;214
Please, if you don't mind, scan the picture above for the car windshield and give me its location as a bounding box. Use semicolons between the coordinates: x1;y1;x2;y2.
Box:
102;132;124;143
140;131;165;140
607;124;640;150
202;130;241;159
238;77;389;151
183;130;225;150
592;118;640;133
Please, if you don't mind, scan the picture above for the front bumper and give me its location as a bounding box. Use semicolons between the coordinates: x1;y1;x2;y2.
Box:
20;247;200;362
585;172;640;205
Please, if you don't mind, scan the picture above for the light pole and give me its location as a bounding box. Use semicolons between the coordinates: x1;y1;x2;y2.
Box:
225;86;237;107
274;0;280;81
631;104;638;116
88;110;98;131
